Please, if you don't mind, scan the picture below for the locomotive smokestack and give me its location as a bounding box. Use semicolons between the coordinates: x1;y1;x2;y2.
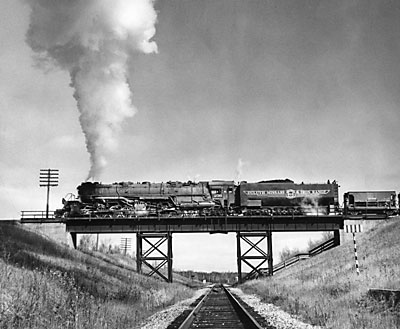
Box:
25;0;158;180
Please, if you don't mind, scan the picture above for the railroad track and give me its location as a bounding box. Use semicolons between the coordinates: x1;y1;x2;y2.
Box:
168;284;272;329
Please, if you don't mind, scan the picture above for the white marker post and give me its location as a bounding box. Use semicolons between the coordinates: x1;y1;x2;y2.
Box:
345;224;363;275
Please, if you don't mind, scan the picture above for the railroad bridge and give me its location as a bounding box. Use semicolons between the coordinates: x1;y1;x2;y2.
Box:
20;212;343;283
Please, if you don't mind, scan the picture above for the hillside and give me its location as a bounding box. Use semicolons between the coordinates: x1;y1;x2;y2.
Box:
241;217;400;328
0;222;194;329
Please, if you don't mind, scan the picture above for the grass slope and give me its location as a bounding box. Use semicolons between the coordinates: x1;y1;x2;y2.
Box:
241;218;400;329
0;222;193;329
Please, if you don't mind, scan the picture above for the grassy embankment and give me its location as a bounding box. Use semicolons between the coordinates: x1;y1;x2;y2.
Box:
241;217;400;328
0;223;194;329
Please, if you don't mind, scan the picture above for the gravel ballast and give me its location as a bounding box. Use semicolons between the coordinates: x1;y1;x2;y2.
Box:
138;287;322;329
138;288;208;329
230;287;322;329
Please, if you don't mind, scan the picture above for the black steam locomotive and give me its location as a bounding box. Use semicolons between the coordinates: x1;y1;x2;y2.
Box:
55;179;342;218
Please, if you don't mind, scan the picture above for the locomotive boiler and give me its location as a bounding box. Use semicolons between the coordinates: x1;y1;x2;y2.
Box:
57;181;220;218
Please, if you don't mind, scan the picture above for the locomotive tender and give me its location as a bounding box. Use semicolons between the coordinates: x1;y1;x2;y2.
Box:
236;179;339;215
56;179;342;218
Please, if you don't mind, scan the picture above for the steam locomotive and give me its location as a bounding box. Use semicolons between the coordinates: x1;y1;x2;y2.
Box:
55;179;342;218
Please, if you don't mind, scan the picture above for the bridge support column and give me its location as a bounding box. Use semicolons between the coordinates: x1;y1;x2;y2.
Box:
236;231;273;283
70;232;77;249
333;229;340;246
136;232;173;283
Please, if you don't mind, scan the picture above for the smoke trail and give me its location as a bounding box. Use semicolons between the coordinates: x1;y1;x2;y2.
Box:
235;158;248;182
25;0;158;180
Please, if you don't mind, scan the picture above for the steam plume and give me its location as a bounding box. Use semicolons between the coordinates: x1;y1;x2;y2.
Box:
25;0;158;180
235;158;248;182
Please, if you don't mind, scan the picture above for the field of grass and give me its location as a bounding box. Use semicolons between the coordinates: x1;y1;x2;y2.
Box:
241;217;400;328
0;222;194;329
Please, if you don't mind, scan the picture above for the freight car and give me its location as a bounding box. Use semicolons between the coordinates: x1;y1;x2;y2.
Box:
343;191;397;216
235;179;340;215
56;178;340;218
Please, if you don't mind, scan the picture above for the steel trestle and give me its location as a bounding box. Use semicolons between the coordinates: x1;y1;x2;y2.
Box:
136;232;173;282
237;231;273;282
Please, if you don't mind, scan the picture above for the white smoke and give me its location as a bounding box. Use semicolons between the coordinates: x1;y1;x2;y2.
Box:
235;158;248;182
300;196;326;216
25;0;158;180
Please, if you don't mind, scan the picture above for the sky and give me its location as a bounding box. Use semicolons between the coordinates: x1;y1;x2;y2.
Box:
1;0;400;271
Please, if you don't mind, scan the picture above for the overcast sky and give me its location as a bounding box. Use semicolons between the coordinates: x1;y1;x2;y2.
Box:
1;0;400;271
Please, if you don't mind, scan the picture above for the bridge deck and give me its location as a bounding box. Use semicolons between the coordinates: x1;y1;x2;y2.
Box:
20;215;344;233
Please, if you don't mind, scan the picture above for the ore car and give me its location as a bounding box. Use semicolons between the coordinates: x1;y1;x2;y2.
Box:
343;191;397;216
235;179;340;215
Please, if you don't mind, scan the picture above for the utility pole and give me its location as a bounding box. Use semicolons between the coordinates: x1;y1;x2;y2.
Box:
120;237;132;256
39;168;59;219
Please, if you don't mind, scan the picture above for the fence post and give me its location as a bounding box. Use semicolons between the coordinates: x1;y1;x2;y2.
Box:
345;224;362;275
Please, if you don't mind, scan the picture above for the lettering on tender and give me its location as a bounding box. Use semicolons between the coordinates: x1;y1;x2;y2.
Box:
243;189;330;198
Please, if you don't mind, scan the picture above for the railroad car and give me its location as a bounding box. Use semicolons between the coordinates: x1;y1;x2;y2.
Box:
343;191;397;216
235;179;340;215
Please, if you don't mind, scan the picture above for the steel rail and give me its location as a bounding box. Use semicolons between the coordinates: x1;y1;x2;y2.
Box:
222;285;264;329
175;285;264;329
177;286;214;329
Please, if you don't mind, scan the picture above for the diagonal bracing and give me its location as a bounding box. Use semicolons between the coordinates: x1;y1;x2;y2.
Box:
237;231;273;282
136;232;173;282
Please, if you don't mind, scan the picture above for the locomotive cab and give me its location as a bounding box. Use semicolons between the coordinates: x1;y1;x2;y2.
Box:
208;180;235;211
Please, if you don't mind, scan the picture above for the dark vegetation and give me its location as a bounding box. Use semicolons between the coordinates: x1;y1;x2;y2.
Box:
175;270;238;284
0;223;193;329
